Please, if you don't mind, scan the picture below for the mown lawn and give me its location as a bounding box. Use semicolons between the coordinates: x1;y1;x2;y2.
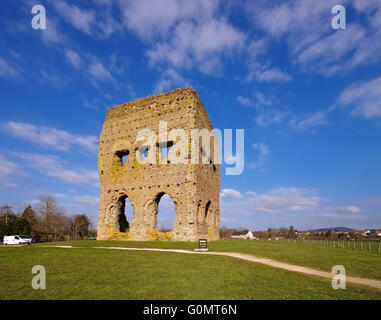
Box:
37;239;381;281
0;245;380;300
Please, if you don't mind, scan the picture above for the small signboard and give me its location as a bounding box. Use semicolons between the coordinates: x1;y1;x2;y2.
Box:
197;239;208;251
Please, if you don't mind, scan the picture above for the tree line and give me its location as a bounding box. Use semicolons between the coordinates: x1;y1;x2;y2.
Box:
0;195;95;242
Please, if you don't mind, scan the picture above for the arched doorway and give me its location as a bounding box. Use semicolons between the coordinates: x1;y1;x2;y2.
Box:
116;195;134;233
155;192;177;232
205;200;211;221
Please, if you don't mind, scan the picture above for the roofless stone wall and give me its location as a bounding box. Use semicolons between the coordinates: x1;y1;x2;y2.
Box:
97;87;220;241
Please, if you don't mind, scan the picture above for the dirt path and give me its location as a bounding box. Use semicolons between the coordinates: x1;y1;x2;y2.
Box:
47;245;381;290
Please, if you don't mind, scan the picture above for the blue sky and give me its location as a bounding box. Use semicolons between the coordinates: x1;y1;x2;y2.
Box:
1;0;381;231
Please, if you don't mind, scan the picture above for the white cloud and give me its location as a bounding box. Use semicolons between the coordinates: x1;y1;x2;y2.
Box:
65;49;82;69
73;195;100;205
120;0;218;40
290;111;328;130
236;96;252;107
89;60;113;81
297;24;367;76
153;69;188;94
244;92;290;127
252;143;270;157
322;205;363;219
17;153;99;185
221;187;322;215
220;189;242;199
147;19;245;74
253;67;291;82
245;39;278;83
337;206;361;214
255;92;273;107
220;187;364;228
41;18;66;45
321;212;362;220
255;107;289;127
50;193;68;199
338;76;381;120
53;0;121;38
248;0;381;76
250;142;270;171
40;69;66;89
237;92;273;108
120;0;244;74
0;57;22;79
3;121;98;153
0;155;19;188
245;38;291;83
54;2;96;35
249;0;343;50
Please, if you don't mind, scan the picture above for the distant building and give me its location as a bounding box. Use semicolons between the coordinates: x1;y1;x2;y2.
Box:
365;229;381;238
231;230;255;239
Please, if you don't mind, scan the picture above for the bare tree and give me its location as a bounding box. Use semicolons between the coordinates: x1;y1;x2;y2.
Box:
0;204;13;226
37;196;66;240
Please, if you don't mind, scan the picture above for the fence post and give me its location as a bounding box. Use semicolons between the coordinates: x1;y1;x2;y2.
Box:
378;242;380;254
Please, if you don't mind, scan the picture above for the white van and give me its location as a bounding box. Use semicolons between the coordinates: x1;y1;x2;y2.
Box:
3;235;33;245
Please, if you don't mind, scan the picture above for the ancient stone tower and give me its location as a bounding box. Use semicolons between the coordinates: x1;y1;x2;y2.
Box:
97;87;220;241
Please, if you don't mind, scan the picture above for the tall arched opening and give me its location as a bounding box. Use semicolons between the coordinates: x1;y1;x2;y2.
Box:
155;192;177;232
116;195;134;233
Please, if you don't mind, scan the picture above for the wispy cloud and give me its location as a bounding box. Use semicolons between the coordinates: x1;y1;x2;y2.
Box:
65;49;82;69
290;111;328;130
220;189;242;199
54;2;96;35
248;0;381;76
337;206;361;214
236;96;252;107
17;153;99;185
120;0;245;75
250;143;270;171
3;121;98;153
40;18;66;45
89;59;113;82
338;76;381;121
246;39;290;83
252;67;291;83
245;92;290;127
0;155;19;188
221;187;322;215
73;195;100;205
40;69;67;89
0;56;22;80
220;186;365;229
153;69;188;94
255;107;289;127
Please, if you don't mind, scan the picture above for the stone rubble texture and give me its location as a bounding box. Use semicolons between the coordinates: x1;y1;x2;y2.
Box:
97;87;220;241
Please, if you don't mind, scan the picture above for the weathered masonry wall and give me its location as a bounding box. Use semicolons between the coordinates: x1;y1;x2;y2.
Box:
97;87;220;241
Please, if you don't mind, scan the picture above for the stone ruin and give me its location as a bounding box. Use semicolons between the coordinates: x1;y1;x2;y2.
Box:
97;87;220;241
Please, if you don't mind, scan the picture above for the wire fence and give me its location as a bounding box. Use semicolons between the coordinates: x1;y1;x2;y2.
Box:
256;238;381;254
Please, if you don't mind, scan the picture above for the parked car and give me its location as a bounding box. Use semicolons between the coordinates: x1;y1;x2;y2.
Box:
3;235;33;245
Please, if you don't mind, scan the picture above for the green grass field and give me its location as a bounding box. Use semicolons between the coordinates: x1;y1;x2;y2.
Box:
37;239;381;280
1;240;380;300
